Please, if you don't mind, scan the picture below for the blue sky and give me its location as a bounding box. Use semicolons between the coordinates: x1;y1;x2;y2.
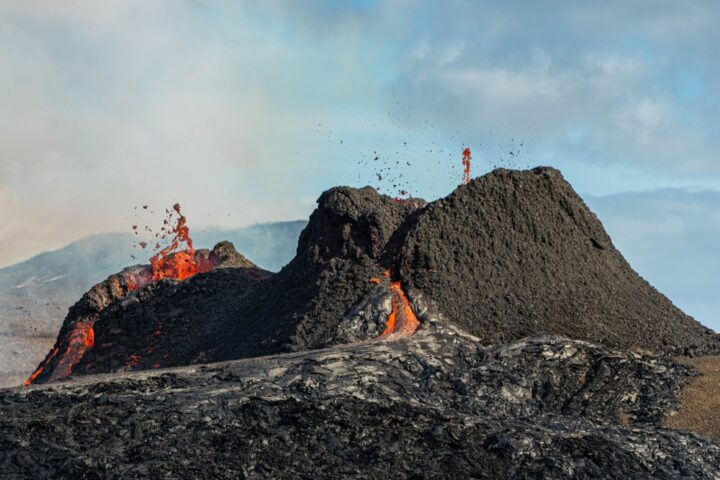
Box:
0;1;719;328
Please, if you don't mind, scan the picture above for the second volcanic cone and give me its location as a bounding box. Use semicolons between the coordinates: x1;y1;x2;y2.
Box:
396;166;718;355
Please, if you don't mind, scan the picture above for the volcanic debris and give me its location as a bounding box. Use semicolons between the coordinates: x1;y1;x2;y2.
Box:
34;166;718;383
5;166;720;478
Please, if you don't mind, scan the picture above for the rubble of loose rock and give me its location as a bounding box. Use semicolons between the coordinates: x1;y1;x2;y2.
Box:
2;326;718;479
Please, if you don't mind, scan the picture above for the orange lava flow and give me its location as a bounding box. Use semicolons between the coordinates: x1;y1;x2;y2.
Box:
149;203;211;282
24;368;43;387
462;148;472;185
85;326;95;348
381;281;420;336
24;347;59;386
24;203;209;386
48;321;95;382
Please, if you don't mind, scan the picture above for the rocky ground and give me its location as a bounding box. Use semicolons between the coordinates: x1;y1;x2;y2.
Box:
2;324;719;479
667;355;720;443
4;167;720;478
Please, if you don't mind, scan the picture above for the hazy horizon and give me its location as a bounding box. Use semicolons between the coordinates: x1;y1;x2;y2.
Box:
0;218;308;269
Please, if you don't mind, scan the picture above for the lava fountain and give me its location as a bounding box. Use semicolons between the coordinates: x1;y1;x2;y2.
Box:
24;203;212;386
148;203;213;282
462;148;472;185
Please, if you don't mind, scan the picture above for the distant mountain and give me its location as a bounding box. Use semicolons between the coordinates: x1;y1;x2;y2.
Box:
0;221;306;388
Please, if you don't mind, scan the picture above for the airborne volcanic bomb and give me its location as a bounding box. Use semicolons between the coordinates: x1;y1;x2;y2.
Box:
2;167;720;479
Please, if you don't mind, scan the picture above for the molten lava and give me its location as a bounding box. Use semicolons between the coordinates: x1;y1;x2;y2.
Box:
369;270;420;337
377;273;420;336
48;321;96;382
149;203;212;282
24;203;213;387
462;148;472;185
24;347;59;386
85;326;95;348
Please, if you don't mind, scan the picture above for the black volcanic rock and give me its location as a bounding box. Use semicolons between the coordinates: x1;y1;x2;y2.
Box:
76;267;272;373
285;186;425;350
297;186;425;261
28;187;425;381
397;167;719;355
27;242;267;384
2;328;718;479
9;167;720;478
206;240;256;268
28;167;719;385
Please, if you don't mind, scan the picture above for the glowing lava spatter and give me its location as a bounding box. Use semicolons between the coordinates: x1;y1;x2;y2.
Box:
117;204;211;372
462;148;472;185
24;203;211;387
149;203;212;282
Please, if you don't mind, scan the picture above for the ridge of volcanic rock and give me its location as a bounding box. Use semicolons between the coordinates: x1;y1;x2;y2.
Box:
296;186;426;262
396;166;719;355
207;240;255;268
29;183;430;383
28;167;720;384
27;242;263;384
278;186;426;351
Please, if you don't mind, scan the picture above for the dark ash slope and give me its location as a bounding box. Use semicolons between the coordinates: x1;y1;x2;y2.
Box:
397;167;718;355
28;243;267;383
